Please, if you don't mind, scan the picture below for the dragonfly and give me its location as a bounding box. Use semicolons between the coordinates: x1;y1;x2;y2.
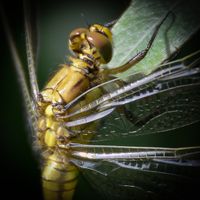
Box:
1;0;200;200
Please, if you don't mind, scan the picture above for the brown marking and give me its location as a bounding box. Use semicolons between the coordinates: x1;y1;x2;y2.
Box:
70;78;85;91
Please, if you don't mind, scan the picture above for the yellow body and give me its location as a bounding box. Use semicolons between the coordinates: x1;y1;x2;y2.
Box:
36;24;112;200
41;65;90;104
42;153;78;200
37;65;101;200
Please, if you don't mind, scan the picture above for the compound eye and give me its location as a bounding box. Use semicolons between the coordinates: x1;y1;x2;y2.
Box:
89;24;112;42
87;32;112;64
69;28;88;52
69;28;88;38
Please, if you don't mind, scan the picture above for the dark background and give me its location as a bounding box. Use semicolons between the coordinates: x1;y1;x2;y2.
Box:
1;0;200;200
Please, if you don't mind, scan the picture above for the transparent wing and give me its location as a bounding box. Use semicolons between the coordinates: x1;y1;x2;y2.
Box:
24;0;39;101
59;52;200;143
24;1;39;65
67;144;200;200
0;4;38;134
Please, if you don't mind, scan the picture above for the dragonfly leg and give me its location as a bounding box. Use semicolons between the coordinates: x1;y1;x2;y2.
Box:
51;103;68;117
105;11;172;75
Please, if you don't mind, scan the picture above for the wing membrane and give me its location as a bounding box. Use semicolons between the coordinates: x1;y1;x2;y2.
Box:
1;5;38;134
62;51;200;118
69;144;200;200
61;52;200;142
24;0;39;101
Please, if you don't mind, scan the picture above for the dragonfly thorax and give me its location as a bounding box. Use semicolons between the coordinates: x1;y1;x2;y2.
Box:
36;25;114;151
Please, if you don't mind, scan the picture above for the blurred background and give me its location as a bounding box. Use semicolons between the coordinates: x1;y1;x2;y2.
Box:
1;0;200;200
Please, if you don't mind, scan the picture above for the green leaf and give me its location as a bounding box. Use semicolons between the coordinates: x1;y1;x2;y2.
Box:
108;0;200;76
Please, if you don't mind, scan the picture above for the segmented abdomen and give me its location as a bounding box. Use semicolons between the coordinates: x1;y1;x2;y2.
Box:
42;152;79;200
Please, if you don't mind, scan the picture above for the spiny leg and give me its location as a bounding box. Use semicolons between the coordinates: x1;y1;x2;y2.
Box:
105;11;172;75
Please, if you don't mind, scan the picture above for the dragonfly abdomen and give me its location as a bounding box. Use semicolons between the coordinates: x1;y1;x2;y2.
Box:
37;114;78;200
42;152;79;200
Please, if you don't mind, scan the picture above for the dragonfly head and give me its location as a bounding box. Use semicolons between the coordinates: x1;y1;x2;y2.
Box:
69;24;113;64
